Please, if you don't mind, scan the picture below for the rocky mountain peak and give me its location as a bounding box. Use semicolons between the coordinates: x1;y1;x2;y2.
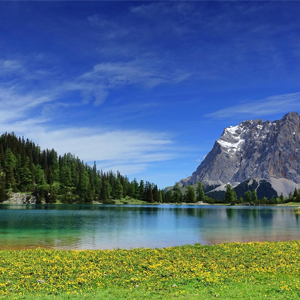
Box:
179;112;300;197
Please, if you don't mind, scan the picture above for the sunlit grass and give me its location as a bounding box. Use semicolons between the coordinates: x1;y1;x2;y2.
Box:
1;241;300;299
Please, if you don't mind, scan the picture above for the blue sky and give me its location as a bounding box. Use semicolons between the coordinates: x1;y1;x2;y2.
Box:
1;1;300;188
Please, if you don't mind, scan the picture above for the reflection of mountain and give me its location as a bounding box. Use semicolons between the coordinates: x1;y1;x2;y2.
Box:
179;112;300;198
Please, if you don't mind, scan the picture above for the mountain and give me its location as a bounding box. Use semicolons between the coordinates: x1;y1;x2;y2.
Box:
179;112;300;198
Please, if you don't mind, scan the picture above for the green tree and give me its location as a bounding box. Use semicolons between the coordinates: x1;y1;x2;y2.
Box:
19;157;33;192
60;163;72;188
100;176;112;203
158;190;163;203
196;182;205;202
185;185;196;203
0;164;6;202
251;190;258;202
5;149;16;191
152;185;159;203
224;184;237;204
132;179;140;199
145;181;154;203
114;178;123;200
244;190;252;203
173;183;182;203
78;166;89;202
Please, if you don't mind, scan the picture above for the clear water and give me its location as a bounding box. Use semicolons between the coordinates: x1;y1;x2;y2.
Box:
0;204;299;250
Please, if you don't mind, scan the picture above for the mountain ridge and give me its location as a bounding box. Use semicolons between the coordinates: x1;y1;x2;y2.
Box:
179;112;300;198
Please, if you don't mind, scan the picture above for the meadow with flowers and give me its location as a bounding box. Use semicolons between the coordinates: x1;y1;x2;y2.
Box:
1;241;300;299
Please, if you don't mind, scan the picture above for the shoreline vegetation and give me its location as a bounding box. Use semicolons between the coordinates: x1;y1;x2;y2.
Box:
2;195;300;207
1;240;300;299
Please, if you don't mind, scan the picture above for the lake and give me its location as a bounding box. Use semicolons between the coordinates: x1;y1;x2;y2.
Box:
0;204;299;250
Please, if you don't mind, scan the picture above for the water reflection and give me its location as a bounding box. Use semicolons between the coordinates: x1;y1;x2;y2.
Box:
0;204;299;249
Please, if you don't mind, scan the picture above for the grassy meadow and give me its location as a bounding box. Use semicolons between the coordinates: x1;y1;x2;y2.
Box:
1;241;300;299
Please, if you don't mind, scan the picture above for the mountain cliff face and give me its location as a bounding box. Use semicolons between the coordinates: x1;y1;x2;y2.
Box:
179;112;300;197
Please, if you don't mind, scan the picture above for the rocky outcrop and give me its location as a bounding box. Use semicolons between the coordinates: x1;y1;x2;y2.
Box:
179;112;300;197
3;193;36;204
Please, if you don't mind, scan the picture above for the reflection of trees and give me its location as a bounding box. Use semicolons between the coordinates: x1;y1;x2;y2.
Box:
226;208;236;219
259;209;273;226
185;208;206;218
252;208;258;219
295;212;299;224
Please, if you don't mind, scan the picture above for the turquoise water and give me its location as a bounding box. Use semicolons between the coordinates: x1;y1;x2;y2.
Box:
0;204;299;250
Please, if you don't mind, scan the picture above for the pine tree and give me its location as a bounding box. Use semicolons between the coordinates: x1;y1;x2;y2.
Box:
19;157;33;192
224;184;237;204
152;185;159;203
251;189;258;202
5;149;16;191
139;180;145;200
132;179;140;199
173;183;182;203
158;190;163;203
185;185;196;203
0;164;6;202
196;182;205;202
244;190;252;203
114;178;123;200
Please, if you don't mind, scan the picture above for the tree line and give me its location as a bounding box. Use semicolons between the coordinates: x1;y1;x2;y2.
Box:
165;182;300;205
0;132;165;204
223;184;300;205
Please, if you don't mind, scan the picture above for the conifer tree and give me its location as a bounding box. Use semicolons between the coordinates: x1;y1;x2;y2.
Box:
172;183;182;203
5;149;16;191
251;189;258;202
196;182;205;202
114;178;123;200
152;185;159;203
139;180;145;200
185;185;196;203
224;184;237;204
244;190;252;203
0;164;6;202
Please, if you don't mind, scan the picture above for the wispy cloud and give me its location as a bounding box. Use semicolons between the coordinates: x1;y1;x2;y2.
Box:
207;92;300;119
85;2;300;100
88;15;129;39
75;59;191;105
8;124;180;175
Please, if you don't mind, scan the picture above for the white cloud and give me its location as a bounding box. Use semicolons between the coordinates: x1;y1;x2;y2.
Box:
87;15;129;39
33;128;174;162
207;92;300;119
81;60;169;88
130;2;193;22
0;59;23;74
5;125;179;177
75;59;191;105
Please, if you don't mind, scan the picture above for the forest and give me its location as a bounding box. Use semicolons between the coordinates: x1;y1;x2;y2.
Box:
0;132;167;204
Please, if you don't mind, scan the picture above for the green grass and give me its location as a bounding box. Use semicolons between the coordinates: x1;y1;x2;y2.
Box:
1;241;300;299
112;196;150;205
279;202;300;206
3;278;299;300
